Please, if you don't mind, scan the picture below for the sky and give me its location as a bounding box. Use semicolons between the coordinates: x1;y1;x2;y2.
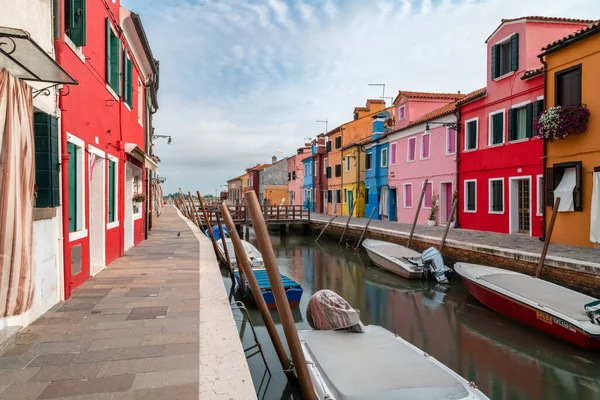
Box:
121;0;598;196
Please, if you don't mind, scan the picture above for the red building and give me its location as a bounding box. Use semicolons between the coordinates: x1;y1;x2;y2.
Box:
311;134;328;213
55;0;159;297
458;17;590;237
244;163;270;197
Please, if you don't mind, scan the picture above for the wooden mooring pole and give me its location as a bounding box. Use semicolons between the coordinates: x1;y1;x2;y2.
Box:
214;211;234;279
354;207;376;251
439;197;458;254
245;191;315;399
536;197;561;278
219;205;290;373
408;178;428;248
315;215;337;243
339;199;357;246
197;191;221;260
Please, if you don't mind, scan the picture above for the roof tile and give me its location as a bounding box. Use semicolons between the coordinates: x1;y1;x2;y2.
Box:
541;20;600;54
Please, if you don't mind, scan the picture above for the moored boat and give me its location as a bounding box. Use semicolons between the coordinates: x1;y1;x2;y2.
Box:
234;268;303;309
455;263;600;349
218;238;264;269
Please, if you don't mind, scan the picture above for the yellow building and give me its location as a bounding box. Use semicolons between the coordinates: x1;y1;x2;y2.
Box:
263;185;288;206
341;141;367;217
541;21;600;248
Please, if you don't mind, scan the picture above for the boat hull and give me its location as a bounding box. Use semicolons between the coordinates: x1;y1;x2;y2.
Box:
234;270;303;309
461;275;600;349
364;248;422;280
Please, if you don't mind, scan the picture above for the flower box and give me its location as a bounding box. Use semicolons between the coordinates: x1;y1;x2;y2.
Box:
536;105;590;141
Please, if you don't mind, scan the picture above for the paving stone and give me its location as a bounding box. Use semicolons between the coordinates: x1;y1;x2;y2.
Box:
89;336;144;351
0;354;37;370
37;374;135;399
91;326;163;340
0;367;40;384
142;333;197;346
111;383;198;399
73;345;163;364
31;363;101;382
0;381;49;399
56;301;97;313
28;340;92;355
1;344;32;356
131;368;198;390
27;353;78;368
125;288;160;298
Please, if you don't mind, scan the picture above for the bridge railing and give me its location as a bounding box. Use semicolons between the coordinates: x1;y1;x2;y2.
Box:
196;204;310;225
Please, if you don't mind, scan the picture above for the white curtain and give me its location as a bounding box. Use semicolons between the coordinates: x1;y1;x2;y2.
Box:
0;69;35;317
380;186;389;217
554;168;576;212
591;172;600;244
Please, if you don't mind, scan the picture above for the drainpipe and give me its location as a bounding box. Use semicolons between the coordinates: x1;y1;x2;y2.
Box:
455;107;461;228
539;54;548;241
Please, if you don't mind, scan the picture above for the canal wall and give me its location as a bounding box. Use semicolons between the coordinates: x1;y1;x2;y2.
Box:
307;221;600;297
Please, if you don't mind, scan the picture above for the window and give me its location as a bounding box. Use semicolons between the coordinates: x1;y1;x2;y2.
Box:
420;133;430;159
489;178;504;213
465;118;478;150
249;176;253;186
446;128;456;155
335;164;342;177
464;180;476;212
123;50;133;107
67;138;85;235
536;175;543;216
555;65;582;107
326;141;332;152
398;106;406;120
324;158;328;174
108;158;118;225
106;18;121;96
423;182;433;208
343;189;347;204
327;190;332;203
34;112;60;208
489;110;504;145
404;184;413;208
292;170;296;180
336;189;341;204
491;34;518;79
335;136;342;149
326;166;332;179
314;161;318;177
287;172;291;182
345;156;351;172
381;148;388;168
546;161;583;211
533;99;544;136
390;142;397;165
366;153;372;169
407;137;416;161
65;0;86;46
508;103;533;141
365;188;369;204
137;78;143;125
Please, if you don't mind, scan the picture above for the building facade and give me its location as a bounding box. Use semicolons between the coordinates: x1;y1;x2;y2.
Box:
287;146;310;205
458;17;589;238
245;163;269;197
311;135;328;213
259;156;288;205
540;21;600;248
227;176;243;205
341;141;366;217
364;113;392;220
302;155;314;211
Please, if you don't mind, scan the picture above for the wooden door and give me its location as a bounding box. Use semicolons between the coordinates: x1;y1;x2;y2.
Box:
518;180;530;234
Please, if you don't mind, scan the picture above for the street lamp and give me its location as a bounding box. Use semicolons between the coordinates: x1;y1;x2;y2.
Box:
424;122;460;135
152;135;172;145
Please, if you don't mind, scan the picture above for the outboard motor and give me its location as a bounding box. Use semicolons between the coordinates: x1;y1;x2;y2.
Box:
420;247;452;283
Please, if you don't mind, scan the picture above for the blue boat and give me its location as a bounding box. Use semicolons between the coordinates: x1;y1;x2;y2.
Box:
234;268;303;309
205;225;229;241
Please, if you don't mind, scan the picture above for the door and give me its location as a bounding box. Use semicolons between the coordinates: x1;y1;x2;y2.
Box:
348;190;354;215
323;191;327;214
441;182;453;224
125;164;134;251
518;179;530;234
389;188;397;221
89;156;106;275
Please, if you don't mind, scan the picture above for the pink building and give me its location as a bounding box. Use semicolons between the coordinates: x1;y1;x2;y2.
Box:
287;146;310;205
393;91;464;131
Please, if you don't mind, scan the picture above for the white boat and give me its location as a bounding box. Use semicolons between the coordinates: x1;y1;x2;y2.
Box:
218;238;264;269
299;325;488;399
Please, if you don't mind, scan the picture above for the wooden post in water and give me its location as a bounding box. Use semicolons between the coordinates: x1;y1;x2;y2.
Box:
219;205;290;373
245;191;315;399
439;197;458;254
339;198;357;245
536;197;561;278
408;178;428;248
214;211;234;280
197;191;221;260
187;192;200;226
315;215;337;243
354;207;376;251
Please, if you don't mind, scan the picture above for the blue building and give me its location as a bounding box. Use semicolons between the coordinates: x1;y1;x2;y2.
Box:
364;112;395;220
302;155;314;211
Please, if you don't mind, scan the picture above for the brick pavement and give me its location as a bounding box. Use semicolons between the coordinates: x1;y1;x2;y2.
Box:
0;207;201;399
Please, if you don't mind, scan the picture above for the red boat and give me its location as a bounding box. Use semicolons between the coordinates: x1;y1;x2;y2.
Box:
455;263;600;349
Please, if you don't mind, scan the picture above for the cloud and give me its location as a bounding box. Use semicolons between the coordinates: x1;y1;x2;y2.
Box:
122;0;599;195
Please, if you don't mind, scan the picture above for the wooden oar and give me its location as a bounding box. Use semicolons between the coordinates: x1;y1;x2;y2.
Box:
245;191;315;400
536;197;561;278
219;205;290;374
408;179;428;248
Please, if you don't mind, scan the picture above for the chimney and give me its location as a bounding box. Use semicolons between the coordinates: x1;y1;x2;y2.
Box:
457;90;461;94
272;156;277;164
372;113;386;140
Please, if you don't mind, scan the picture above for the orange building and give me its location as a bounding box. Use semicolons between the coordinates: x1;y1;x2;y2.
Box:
325;99;389;215
540;21;600;248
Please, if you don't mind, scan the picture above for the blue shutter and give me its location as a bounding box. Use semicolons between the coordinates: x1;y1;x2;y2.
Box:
511;33;519;72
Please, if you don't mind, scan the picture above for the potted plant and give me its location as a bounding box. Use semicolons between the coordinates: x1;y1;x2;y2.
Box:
133;192;146;210
427;194;438;227
536;105;590;141
448;190;458;228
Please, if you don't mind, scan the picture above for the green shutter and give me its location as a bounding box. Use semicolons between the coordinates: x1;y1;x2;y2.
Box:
468;120;477;149
508;109;515;141
493;113;504;144
34;113;60;208
110;33;121;95
69;0;86;46
511;33;519;72
106;18;111;86
68;143;77;232
123;50;132;106
108;161;115;223
491;44;498;79
127;56;133;105
525;103;533;138
532;100;539;136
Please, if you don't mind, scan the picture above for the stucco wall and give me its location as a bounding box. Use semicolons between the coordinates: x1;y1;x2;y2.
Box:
259;158;287;201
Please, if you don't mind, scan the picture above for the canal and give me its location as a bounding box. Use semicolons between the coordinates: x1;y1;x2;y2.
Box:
223;229;600;400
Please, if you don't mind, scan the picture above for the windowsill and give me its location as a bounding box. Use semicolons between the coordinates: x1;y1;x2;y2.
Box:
536;212;543;217
124;102;131;111
422;206;432;210
404;206;413;209
463;148;478;153
419;156;430;161
493;71;515;81
464;209;477;213
106;84;120;101
489;210;505;215
107;221;120;230
488;143;504;148
33;207;58;221
508;138;530;144
407;159;416;163
445;152;456;156
69;229;88;242
138;119;143;127
64;35;85;63
133;213;143;221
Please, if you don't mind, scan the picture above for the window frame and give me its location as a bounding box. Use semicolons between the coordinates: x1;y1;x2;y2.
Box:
343;188;347;204
323;157;328;174
446;127;456;156
137;78;143;126
381;148;388;168
67;134;87;241
105;18;121;100
555;64;582;107
107;154;120;229
488;109;505;147
488;178;504;214
314;161;318;177
464;117;478;151
398;105;406;120
407;137;417;162
420;132;430;160
464;179;477;213
403;183;413;208
390;142;397;165
345;156;351;172
366;152;372;170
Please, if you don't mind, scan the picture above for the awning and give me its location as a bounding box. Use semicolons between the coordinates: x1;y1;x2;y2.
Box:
124;142;146;163
554;167;576;212
0;27;77;84
145;155;159;173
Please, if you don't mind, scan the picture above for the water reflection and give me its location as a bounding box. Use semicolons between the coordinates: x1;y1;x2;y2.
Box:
225;232;600;400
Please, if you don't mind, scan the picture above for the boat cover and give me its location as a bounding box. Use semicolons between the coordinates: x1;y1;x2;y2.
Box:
363;239;421;260
206;225;229;241
306;290;365;333
299;325;470;400
480;273;596;322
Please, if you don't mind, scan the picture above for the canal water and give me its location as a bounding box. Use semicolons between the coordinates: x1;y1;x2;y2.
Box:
223;230;600;400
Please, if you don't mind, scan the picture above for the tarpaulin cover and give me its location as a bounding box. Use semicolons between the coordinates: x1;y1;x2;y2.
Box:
306;289;365;333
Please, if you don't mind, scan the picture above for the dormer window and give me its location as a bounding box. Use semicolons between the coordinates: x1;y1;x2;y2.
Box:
492;34;518;79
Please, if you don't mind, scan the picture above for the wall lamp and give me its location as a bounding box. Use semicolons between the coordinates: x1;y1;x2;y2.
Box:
424;122;460;135
152;135;172;145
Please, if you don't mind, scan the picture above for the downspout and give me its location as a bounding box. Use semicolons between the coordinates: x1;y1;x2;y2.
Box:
454;106;461;228
356;147;360;217
539;53;548;241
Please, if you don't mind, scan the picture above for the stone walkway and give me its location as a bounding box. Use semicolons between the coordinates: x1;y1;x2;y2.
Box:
311;213;600;268
0;207;201;399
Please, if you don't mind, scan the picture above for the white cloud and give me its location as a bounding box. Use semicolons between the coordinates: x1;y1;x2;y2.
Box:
122;0;599;195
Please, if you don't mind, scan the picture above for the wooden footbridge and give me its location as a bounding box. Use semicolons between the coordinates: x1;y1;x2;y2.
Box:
201;204;310;226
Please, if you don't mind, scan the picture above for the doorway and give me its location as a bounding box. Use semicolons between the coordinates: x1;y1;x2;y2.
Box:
440;182;453;224
348;190;354;216
510;177;531;235
89;153;105;275
124;163;134;251
388;188;397;221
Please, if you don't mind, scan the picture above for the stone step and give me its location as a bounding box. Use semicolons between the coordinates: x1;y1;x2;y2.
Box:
0;326;21;356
